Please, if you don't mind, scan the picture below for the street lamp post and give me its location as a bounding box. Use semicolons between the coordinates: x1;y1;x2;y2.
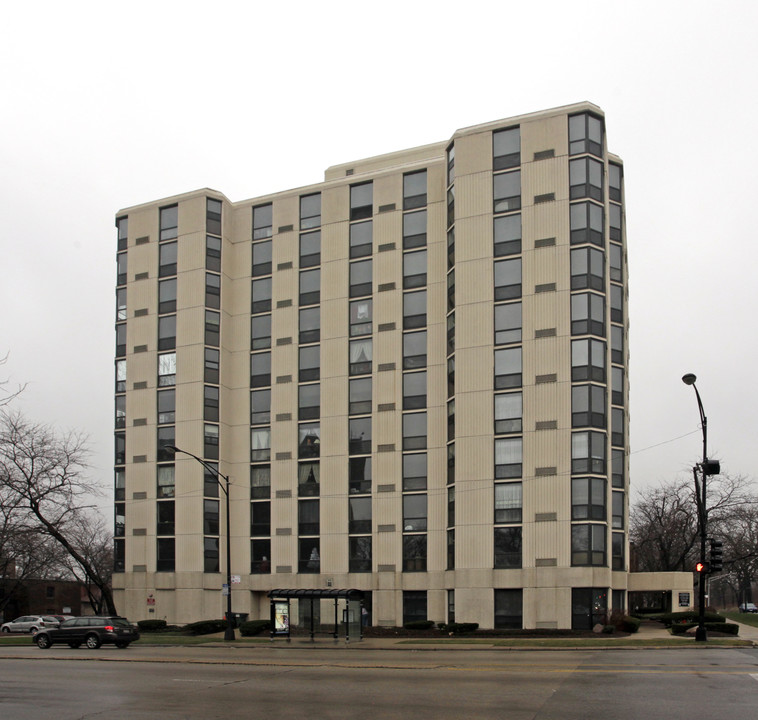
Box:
167;445;235;641
682;373;720;642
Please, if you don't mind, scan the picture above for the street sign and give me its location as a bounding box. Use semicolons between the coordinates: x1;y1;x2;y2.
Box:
222;584;229;596
231;574;241;584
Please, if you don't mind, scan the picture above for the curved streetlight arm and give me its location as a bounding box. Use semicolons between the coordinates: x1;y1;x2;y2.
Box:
166;445;229;496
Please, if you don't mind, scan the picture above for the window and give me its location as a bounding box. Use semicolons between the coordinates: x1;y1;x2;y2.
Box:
447;185;455;227
572;384;606;428
203;537;219;573
349;221;372;258
115;469;126;501
447;269;455;311
205;273;221;309
494;589;523;629
349;496;372;534
446;312;455;355
493;170;521;213
298;499;319;535
205;310;220;347
251;314;272;350
609;243;623;283
157;389;175;424
299;307;320;344
491;126;520;170
349;259;372;297
403;290;427;329
156;538;175;572
609;163;623;202
612;491;624;529
349;456;372;494
572;477;606;520
494;482;522;523
403;371;426;410
571;247;604;292
251;427;271;462
569;113;603;157
494;527;522;568
349;417;371;455
349;377;372;415
350;182;372;221
349;299;372;337
116;288;126;321
612;407;625;447
447;144;455;185
159;241;177;277
403;330;426;369
299;268;320;305
612;449;625;488
495;437;522;478
612;532;624;570
494;214;521;257
299;538;320;573
116;216;128;251
402;412;427;450
403;170;427;210
253;204;273;240
299;344;320;382
115;432;125;465
447;398;455;440
201;348;218;384
158;315;176;350
206;235;221;272
403;250;427;289
611;325;624;364
298;422;320;458
495;392;522;434
251;539;271;574
299;230;321;267
251;389;271;425
204;385;219;422
160;205;178;241
571;293;605;337
570;202;604;247
610;284;623;323
300;193;321;230
572;588;608;630
298;383;320;420
207;198;222;236
495;347;522;389
116;359;127;393
250;352;271;388
571;431;606;474
494;302;521;345
402;535;427;572
203;463;219;498
204;424;219;459
298;461;320;497
349;536;372;573
251;464;271;499
609;203;622;242
204;499;219;535
114;539;125;573
252;239;272;276
612;366;624;406
571;524;607;566
157;465;175;498
349;338;371;375
251;277;272;314
115;324;126;358
116;252;127;285
157;426;175;462
402;453;426;491
403;210;427;249
251;501;271;536
115;503;125;537
157;501;175;535
447;486;455;528
571;338;605;382
569;157;604;201
403;494;427;532
494;258;522;300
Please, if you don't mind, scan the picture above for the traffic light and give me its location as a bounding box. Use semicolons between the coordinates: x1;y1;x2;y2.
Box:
695;561;707;574
709;539;724;572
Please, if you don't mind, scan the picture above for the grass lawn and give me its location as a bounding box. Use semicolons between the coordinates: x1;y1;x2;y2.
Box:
722;611;758;627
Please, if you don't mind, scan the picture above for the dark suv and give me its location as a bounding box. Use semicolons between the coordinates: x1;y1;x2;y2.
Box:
34;616;140;649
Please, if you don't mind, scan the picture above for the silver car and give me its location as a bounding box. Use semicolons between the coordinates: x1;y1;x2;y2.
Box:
1;615;60;633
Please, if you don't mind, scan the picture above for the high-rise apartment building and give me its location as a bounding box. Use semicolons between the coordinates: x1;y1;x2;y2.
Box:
112;102;691;630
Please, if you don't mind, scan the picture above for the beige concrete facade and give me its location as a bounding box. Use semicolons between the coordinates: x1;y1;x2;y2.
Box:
112;102;692;629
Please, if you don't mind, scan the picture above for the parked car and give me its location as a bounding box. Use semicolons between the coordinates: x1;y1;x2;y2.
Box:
1;616;61;634
33;616;140;649
739;603;758;613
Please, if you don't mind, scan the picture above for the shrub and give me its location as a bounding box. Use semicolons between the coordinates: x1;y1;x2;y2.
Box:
183;619;228;635
446;622;479;635
404;620;435;630
620;616;640;634
660;611;724;627
137;619;168;632
239;620;271;637
705;622;739;635
670;623;695;635
602;625;615;634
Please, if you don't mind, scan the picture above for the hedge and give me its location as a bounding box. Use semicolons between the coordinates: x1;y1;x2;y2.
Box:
660;611;724;627
445;622;479;635
183;619;228;635
404;620;435;630
240;620;271;637
670;622;739;636
137;619;168;632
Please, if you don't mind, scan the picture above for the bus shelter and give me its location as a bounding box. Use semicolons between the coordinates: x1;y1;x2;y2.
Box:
268;589;365;643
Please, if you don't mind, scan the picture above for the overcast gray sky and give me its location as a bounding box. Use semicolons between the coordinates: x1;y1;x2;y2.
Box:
2;0;756;508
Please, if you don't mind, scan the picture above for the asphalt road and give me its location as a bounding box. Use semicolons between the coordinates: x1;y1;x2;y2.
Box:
2;645;758;719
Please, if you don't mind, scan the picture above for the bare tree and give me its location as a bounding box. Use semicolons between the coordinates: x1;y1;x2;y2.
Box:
0;411;117;615
0;353;25;408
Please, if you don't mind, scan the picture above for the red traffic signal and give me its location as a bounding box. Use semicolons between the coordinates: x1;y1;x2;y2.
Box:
695;561;707;573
